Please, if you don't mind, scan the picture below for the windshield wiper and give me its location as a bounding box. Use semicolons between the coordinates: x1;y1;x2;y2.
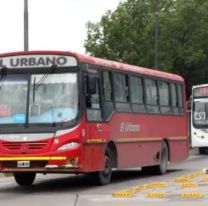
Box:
0;66;7;90
34;65;57;90
32;65;57;104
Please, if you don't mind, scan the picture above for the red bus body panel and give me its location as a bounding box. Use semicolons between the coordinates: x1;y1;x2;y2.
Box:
0;51;188;174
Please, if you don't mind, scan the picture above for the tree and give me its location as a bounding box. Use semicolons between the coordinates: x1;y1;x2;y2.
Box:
84;0;208;96
160;0;208;94
85;0;158;66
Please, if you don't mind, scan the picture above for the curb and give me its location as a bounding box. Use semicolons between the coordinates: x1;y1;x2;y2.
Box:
0;173;13;178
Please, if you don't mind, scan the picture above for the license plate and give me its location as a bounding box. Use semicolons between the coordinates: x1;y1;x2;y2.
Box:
17;161;30;168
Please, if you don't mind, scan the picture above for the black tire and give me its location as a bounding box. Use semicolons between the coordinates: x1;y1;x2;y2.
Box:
14;172;36;186
142;142;168;175
199;147;208;155
199;147;205;154
154;142;169;175
92;149;112;185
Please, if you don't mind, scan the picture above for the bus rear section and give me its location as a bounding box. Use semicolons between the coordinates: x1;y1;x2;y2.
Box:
190;84;208;154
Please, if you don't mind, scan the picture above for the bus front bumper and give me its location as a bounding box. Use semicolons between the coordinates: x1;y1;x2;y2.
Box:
0;156;82;173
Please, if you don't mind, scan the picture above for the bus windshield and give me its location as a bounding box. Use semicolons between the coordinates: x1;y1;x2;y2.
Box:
193;99;208;127
0;74;28;124
0;73;78;127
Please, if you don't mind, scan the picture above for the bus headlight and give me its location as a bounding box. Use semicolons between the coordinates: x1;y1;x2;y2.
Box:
57;142;80;151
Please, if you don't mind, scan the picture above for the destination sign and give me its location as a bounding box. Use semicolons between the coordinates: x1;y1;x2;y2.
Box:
193;86;208;97
0;55;78;68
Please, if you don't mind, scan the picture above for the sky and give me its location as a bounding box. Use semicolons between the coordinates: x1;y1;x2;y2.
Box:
0;0;121;54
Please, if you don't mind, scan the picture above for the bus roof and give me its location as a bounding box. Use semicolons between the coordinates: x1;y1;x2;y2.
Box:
76;53;183;82
0;50;183;82
192;84;208;89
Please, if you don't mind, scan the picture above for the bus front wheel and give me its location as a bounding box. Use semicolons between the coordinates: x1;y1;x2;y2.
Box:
14;172;36;186
92;149;112;185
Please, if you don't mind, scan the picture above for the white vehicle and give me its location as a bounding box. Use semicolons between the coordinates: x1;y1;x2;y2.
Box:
190;84;208;154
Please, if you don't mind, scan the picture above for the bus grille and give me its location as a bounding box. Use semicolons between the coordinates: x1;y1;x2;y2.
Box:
2;141;49;152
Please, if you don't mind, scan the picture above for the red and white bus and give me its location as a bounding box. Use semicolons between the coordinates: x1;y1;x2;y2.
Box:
0;51;188;186
190;84;208;154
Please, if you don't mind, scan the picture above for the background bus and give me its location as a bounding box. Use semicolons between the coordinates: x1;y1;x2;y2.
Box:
0;51;189;186
190;84;208;154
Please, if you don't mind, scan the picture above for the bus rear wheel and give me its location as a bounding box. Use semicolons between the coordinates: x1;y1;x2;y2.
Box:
199;147;208;155
14;172;36;186
92;149;112;185
155;142;169;174
142;142;168;175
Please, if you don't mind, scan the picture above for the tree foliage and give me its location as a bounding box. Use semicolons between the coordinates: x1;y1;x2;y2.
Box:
84;0;208;96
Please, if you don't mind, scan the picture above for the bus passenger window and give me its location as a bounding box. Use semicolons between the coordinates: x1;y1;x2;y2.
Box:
177;84;184;114
170;83;179;114
130;76;146;113
102;71;114;120
145;79;158;105
170;83;177;106
103;71;112;101
114;73;130;112
130;77;143;104
114;73;128;103
158;81;171;114
144;79;159;113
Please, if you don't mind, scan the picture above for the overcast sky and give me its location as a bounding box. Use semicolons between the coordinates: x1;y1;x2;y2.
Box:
0;0;121;54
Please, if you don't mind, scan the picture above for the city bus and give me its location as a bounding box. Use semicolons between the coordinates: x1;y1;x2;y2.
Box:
190;84;208;154
0;51;188;186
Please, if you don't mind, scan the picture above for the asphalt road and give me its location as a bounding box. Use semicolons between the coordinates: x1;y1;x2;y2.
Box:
1;148;208;206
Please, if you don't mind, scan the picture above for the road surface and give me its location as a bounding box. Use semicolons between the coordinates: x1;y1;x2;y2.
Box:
0;149;208;206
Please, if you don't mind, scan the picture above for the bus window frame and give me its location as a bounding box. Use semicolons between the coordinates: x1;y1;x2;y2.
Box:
129;74;147;113
177;84;185;115
101;69;115;121
157;80;172;115
113;71;131;113
83;62;185;124
144;77;160;114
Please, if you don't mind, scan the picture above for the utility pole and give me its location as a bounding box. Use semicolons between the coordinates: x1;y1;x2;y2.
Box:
24;0;29;51
154;0;160;69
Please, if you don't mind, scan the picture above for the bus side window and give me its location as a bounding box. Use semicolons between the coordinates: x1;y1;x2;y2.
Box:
177;84;184;114
144;78;160;114
102;70;114;120
130;76;146;113
158;81;171;114
86;76;102;121
170;83;179;115
114;72;130;112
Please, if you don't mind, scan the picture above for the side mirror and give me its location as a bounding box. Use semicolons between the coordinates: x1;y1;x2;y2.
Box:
86;75;97;95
